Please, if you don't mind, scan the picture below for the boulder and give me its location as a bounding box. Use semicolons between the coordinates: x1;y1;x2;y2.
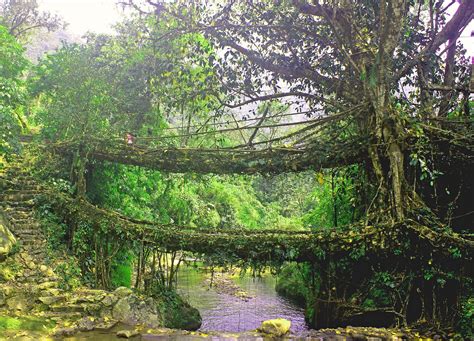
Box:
259;318;291;336
102;293;118;307
0;216;16;260
114;286;133;298
112;295;161;328
117;329;139;338
6;295;30;312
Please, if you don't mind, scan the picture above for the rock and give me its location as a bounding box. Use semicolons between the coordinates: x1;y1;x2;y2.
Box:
0;266;15;281
112;295;161;328
6;295;30;311
112;296;133;322
117;329;140;338
54;327;77;337
0;217;16;260
39;265;48;272
102;293;118;307
1;285;13;296
44;288;62;296
38;296;62;305
162;293;202;330
77;316;96;331
259;318;291;336
37;281;57;290
95;318;118;331
114;286;133;298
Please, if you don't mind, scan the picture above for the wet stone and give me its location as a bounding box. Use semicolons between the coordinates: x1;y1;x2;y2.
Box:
117;329;140;338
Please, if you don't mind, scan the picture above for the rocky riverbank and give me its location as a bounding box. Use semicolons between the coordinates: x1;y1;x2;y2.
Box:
0;250;201;338
204;272;254;301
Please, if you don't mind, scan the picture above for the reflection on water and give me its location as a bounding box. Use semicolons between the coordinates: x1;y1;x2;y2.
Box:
176;265;308;333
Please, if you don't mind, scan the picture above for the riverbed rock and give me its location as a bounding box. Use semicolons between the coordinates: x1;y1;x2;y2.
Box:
117;329;140;338
259;318;291;336
76;316;96;331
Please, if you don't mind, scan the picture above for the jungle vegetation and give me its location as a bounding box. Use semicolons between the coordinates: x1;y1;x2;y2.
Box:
1;0;473;337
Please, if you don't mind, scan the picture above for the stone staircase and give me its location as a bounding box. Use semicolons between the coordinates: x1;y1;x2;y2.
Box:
0;157;47;260
0;154;167;337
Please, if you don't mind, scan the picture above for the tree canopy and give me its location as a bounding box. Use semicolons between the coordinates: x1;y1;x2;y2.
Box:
1;0;473;336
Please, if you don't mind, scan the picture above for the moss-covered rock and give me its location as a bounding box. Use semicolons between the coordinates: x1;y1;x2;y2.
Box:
0;213;16;260
157;290;202;331
259;318;291;336
112;294;161;328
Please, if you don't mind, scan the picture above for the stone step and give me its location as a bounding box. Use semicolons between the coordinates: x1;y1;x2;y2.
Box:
14;221;41;227
21;240;46;247
0;199;35;206
16;234;43;241
3;173;34;180
0;180;40;190
14;229;41;235
10;217;38;224
2;189;41;195
25;246;47;254
1;206;33;213
5;210;34;218
20;234;45;241
50;304;87;313
0;193;38;201
43;311;83;321
16;237;42;244
23;250;47;259
37;295;68;305
2;186;43;192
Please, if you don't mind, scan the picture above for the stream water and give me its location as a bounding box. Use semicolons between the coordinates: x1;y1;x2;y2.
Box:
176;265;308;334
61;265;308;341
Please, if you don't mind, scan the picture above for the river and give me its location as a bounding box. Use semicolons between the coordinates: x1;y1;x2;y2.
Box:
176;265;308;333
59;265;414;340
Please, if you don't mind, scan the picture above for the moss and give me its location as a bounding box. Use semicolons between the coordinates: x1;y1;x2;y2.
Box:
0;262;18;282
156;289;202;331
0;316;55;332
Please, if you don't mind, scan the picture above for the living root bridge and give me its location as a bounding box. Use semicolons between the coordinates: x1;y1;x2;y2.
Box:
50;136;366;174
42;192;474;264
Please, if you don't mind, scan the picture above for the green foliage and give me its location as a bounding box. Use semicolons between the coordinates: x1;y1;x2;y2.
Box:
37;202;68;253
362;272;394;308
275;262;313;306
111;253;132;288
54;259;82;290
302;167;362;229
459;297;474;338
0;25;28;156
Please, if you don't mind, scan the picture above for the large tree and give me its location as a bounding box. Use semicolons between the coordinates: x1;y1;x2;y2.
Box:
125;0;473;222
0;0;64;39
120;0;474;330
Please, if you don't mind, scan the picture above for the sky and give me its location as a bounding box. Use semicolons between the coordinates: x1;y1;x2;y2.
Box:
38;0;472;56
38;0;124;35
